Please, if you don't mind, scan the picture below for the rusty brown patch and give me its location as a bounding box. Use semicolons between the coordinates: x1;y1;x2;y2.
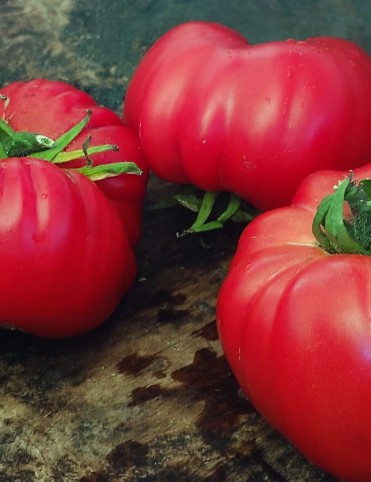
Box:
106;440;149;473
128;383;174;406
117;353;159;376
128;348;253;446
80;473;109;482
134;466;209;482
128;289;187;313
150;289;187;306
203;465;226;482
191;321;219;341
153;370;167;379
156;307;190;323
172;348;252;442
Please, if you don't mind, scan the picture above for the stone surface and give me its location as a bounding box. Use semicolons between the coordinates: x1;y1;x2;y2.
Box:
0;1;369;480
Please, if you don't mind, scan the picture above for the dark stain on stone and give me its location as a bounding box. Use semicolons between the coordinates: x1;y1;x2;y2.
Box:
129;383;174;406
245;445;289;482
106;440;149;474
153;370;167;379
171;348;253;442
80;472;110;482
128;348;254;446
192;321;219;341
117;352;159;376
138;466;211;482
0;469;37;482
151;290;187;306
13;448;34;466
129;289;187;312
203;465;226;482
157;307;190;323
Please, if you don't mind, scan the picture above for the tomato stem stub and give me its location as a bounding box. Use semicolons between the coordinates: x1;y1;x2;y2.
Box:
312;175;371;254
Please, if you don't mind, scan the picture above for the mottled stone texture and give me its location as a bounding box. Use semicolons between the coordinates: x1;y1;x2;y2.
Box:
0;1;368;480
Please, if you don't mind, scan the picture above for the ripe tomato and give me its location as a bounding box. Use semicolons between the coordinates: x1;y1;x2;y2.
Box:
217;163;371;481
0;157;134;338
123;21;371;211
0;78;148;245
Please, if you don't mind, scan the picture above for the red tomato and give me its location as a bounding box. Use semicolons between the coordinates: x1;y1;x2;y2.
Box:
123;21;371;211
216;163;371;481
0;78;148;245
0;157;134;338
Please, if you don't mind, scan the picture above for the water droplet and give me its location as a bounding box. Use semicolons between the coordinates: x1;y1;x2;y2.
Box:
348;59;356;68
242;155;256;169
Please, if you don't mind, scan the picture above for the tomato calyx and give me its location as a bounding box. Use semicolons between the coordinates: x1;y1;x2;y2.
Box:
0;101;142;180
313;174;371;254
168;187;258;236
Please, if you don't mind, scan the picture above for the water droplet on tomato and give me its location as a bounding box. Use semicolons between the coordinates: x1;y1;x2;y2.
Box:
242;155;256;169
265;96;271;103
348;59;356;68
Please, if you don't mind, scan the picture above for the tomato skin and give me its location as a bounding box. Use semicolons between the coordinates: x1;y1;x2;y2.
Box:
123;21;371;210
0;78;149;246
0;157;134;338
216;163;371;481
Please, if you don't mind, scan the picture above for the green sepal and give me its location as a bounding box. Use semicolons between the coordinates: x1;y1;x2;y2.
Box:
0;117;15;140
312;175;371;254
0;117;55;158
31;110;92;162
174;187;258;236
4;132;55;157
72;161;142;181
53;143;119;164
0;108;142;182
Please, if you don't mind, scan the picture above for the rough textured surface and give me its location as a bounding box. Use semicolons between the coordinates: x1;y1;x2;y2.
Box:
0;1;368;480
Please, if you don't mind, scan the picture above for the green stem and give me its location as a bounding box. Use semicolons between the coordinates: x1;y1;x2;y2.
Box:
312;175;371;254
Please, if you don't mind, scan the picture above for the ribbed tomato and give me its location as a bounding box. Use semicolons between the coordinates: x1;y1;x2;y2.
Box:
124;21;371;212
0;157;134;338
0;78;148;245
217;162;371;481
